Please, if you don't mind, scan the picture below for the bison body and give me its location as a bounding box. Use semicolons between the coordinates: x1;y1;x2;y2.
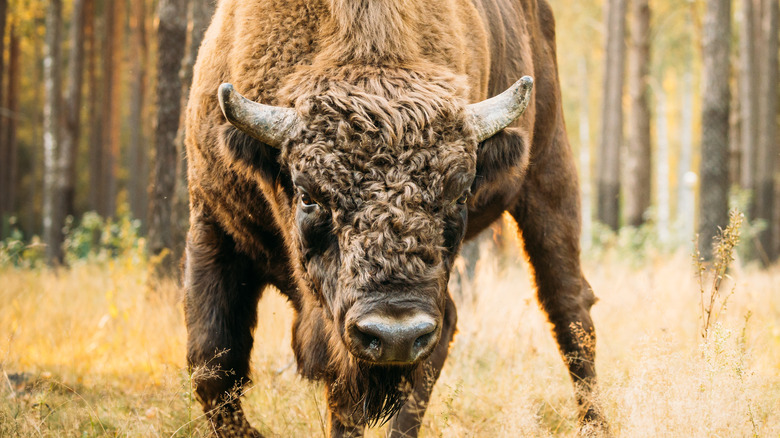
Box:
185;0;602;436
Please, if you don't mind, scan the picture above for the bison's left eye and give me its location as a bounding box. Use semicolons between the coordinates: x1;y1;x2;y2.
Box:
456;191;470;206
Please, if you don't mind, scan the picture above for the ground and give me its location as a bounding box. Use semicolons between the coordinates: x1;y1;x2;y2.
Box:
1;223;779;437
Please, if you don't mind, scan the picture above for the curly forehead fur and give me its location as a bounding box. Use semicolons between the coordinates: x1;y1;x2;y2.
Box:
280;66;477;282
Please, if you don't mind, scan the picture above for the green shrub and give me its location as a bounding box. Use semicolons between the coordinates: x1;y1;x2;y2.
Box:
63;212;146;264
0;227;46;268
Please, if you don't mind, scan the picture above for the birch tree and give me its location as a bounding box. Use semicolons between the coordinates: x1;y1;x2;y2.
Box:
43;0;63;264
677;71;696;243
738;0;758;206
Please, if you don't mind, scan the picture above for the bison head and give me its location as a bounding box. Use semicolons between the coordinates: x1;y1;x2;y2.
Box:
217;68;531;421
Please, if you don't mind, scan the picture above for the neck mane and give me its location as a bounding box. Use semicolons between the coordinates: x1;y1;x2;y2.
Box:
321;0;423;66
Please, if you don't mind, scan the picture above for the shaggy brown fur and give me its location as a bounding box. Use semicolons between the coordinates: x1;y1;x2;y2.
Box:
184;0;603;437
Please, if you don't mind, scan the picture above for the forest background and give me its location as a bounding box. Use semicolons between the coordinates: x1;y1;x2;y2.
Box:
0;0;779;436
0;0;777;268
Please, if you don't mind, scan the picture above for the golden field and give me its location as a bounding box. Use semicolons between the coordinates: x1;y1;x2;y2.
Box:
1;232;779;437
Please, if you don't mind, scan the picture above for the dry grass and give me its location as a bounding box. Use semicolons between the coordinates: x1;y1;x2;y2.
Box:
1;229;779;437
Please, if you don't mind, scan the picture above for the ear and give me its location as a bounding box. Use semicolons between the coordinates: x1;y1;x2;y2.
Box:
472;127;530;195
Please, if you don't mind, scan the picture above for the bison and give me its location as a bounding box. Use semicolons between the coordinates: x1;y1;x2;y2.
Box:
184;0;604;436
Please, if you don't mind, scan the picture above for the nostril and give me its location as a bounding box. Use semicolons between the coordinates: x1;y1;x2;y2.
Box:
414;331;435;350
349;324;383;357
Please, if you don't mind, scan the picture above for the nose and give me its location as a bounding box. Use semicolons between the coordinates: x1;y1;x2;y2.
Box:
348;313;439;364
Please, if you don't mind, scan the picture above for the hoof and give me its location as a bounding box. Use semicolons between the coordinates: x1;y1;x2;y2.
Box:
210;405;263;438
578;406;610;438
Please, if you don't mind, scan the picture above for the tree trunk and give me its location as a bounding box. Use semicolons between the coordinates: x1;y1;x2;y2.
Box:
0;0;8;231
625;0;651;228
729;67;742;186
738;0;759;211
597;0;627;231
1;23;19;238
43;0;63;265
27;29;45;236
128;0;148;224
698;0;732;261
98;0;114;217
579;58;592;251
180;0;214;95
677;71;696;243
87;0;102;213
99;0;124;218
172;0;216;266
755;0;778;263
654;83;670;244
149;0;189;277
58;0;86;229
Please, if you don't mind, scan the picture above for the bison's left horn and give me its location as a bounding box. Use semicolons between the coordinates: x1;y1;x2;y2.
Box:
466;76;533;142
218;83;302;149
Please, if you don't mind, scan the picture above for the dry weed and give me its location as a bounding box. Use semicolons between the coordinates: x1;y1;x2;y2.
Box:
1;224;778;436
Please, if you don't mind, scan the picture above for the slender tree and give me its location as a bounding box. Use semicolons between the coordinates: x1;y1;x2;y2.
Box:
99;0;124;218
729;66;742;185
625;0;651;227
149;0;189;276
677;70;696;242
738;0;759;210
59;0;87;223
2;22;19;237
87;0;103;213
180;0;215;95
579;58;593;251
698;0;732;261
98;0;115;217
43;0;63;264
172;0;216;260
0;0;9;231
128;0;148;223
597;0;627;230
755;0;778;262
27;25;45;235
654;83;670;243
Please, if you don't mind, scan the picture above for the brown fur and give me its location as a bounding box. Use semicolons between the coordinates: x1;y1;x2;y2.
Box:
184;0;603;436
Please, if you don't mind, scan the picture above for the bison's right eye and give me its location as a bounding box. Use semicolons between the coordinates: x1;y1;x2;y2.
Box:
298;190;320;213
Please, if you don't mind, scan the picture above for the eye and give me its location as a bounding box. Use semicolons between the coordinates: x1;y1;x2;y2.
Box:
300;191;314;206
456;191;470;205
298;190;320;211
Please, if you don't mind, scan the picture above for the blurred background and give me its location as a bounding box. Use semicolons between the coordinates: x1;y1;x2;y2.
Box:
0;0;777;270
0;1;778;436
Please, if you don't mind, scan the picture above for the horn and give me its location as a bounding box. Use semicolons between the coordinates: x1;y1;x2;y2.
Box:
466;76;534;142
218;83;302;149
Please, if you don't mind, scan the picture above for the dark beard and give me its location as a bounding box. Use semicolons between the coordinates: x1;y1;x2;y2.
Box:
331;361;419;427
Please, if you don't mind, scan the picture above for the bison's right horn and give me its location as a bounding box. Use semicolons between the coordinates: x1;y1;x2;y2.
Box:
218;83;302;149
466;76;533;142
